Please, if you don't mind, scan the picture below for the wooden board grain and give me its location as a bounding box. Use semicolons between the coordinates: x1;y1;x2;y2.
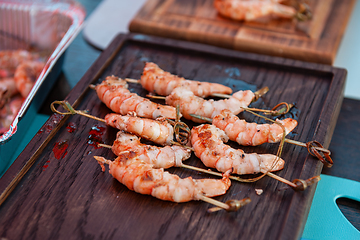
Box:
0;33;346;240
129;0;355;64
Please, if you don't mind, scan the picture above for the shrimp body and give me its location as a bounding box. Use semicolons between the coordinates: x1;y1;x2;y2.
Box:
105;113;174;146
0;78;18;108
97;156;231;202
111;131;191;169
165;87;254;123
214;0;297;22
213;109;297;146
191;124;284;175
95;76;178;119
0;95;23;134
0;50;37;74
14;61;44;98
141;62;232;97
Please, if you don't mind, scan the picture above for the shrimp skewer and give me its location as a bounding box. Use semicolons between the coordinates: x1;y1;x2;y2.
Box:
191;124;284;175
95;156;231;201
214;0;302;22
51;101;188;146
191;124;320;190
105;113;175;146
165;86;255;123
139;62;233;98
205;109;297;146
191;109;332;167
100;131;192;169
93;76;179;119
94;156;251;211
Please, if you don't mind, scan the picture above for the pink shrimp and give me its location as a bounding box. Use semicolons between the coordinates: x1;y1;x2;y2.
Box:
214;0;297;22
14;60;44;98
0;50;38;74
95;156;231;203
212;109;297;146
0;77;18;108
191;124;284;175
105;113;175;146
110;131;191;169
140;62;232;97
0;94;24;134
165;86;254;123
95;76;179;119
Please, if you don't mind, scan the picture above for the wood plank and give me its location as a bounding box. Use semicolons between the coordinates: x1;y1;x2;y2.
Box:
0;33;346;240
129;0;355;64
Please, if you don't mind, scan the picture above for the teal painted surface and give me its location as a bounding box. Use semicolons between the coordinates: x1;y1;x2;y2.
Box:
302;174;360;240
0;114;49;177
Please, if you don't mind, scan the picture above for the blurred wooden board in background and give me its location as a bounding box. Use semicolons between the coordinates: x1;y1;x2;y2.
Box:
129;0;356;64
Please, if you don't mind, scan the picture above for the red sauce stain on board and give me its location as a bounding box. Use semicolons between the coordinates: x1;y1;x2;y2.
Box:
66;122;77;133
87;125;106;149
53;140;69;160
42;161;51;171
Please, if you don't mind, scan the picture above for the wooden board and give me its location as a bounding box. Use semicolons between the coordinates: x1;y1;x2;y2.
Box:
129;0;355;64
0;33;346;240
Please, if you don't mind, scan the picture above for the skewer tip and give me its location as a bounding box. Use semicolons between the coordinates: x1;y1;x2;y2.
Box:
207;198;252;213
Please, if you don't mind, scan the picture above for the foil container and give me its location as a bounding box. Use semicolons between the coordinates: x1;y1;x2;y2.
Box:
0;0;85;173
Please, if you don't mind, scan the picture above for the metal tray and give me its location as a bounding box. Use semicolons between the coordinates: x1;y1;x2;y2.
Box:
0;33;346;240
0;0;86;175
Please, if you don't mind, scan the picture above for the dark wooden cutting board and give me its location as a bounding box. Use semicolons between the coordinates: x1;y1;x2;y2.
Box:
129;0;355;64
0;33;346;240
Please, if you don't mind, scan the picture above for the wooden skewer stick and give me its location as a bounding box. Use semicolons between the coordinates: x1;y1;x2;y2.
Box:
199;195;230;211
124;78;140;84
207;198;252;213
94;156;248;212
51;101;105;123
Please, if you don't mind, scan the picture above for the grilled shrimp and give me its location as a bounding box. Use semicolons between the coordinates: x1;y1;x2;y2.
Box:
105;113;175;146
140;62;232;97
95;76;179;119
213;109;297;146
191;124;284;175
110;131;191;169
14;60;44;98
95;156;231;202
165;87;254;123
214;0;297;22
